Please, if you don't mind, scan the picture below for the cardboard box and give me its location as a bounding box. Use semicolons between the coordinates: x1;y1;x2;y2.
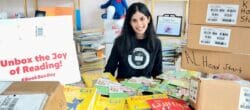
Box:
1;81;66;110
187;24;250;53
189;78;250;110
39;7;75;24
181;47;250;80
189;0;250;27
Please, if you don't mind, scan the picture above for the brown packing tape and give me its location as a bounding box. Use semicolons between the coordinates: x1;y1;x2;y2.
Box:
43;83;66;110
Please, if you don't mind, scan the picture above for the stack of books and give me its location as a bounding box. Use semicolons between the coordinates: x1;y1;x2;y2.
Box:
74;31;105;72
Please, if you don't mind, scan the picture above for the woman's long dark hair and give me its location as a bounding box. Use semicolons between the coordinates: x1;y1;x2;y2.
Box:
117;2;157;55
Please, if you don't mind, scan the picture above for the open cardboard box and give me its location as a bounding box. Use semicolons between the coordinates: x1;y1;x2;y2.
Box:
0;81;66;110
189;78;250;110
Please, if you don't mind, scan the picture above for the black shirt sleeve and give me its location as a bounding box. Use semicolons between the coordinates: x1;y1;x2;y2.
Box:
152;39;163;77
104;40;119;76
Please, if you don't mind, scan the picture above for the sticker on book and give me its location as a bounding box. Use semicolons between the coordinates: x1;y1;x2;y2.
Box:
206;4;239;25
200;26;231;48
239;87;250;110
109;83;123;93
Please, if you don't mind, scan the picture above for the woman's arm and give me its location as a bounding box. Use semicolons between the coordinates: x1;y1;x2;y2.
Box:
152;39;163;77
104;40;120;75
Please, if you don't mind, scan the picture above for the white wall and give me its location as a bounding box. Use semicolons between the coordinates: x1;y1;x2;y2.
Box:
0;0;187;30
80;0;145;29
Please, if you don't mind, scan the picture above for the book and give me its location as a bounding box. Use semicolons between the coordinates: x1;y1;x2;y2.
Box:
82;73;117;87
126;94;167;110
93;95;126;110
64;86;96;110
147;98;191;110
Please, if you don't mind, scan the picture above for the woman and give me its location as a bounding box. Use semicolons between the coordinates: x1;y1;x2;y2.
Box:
104;2;162;78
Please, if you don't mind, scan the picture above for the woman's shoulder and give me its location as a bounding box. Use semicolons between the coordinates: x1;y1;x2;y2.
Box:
152;37;161;45
114;35;123;43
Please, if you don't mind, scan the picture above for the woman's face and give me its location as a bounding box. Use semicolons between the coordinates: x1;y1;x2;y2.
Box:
130;11;150;39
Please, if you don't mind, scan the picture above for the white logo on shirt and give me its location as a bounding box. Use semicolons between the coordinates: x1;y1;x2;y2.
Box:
128;47;150;69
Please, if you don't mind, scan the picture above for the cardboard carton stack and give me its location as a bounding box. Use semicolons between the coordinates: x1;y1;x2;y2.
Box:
181;0;250;109
182;0;250;80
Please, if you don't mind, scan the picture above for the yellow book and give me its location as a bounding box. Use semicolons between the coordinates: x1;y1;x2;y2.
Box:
127;94;167;110
82;73;117;87
93;95;126;110
64;86;96;110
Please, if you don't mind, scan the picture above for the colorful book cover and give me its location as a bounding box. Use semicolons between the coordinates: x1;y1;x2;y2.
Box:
93;95;126;110
147;98;191;110
64;86;96;110
82;73;117;87
109;84;130;98
154;81;189;101
126;94;167;110
95;78;112;95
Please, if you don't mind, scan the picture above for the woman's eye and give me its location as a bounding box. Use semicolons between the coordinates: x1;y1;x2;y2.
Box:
132;19;137;22
140;17;145;21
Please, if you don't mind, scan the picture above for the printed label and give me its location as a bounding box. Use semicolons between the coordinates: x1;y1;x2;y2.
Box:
0;94;48;110
200;26;231;48
239;87;250;110
109;84;123;93
206;4;239;25
0;82;12;94
189;79;199;103
95;78;111;87
35;24;45;38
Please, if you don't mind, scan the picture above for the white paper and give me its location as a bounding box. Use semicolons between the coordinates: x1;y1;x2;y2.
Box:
103;19;124;43
0;16;81;84
105;43;114;62
200;26;231;48
0;82;12;94
239;87;250;110
0;94;48;110
206;4;239;25
156;16;182;36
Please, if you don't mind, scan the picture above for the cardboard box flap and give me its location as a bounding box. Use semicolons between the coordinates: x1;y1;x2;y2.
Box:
3;81;60;95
